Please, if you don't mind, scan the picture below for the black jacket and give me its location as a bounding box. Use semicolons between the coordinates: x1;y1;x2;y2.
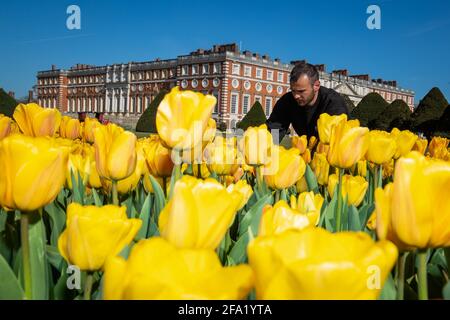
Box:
266;87;349;142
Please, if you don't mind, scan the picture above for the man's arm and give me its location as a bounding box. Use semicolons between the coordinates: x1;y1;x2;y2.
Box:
266;97;291;144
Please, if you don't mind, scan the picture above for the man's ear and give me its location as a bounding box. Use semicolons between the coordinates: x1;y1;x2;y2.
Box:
313;80;321;92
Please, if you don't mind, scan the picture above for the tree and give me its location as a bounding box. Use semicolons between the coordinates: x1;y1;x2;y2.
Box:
236;101;267;131
412;87;448;130
0;88;18;117
371;99;412;131
431;105;450;138
135;90;168;133
350;92;389;127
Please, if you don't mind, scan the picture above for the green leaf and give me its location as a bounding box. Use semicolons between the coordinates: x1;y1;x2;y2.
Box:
168;163;182;201
280;189;288;202
347;205;361;231
70;169;83;205
379;273;397;300
238;193;273;237
148;217;160;237
0;253;24;299
91;188;103;207
53;265;70;300
217;231;232;264
443;281;450;300
322;189;337;232
149;175;166;224
28;213;50;299
305;164;319;194
135;193;153;240
359;203;375;231
45;202;66;248
46;245;66;272
228;232;249;264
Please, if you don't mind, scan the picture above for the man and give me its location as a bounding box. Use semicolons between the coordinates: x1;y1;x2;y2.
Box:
267;62;349;143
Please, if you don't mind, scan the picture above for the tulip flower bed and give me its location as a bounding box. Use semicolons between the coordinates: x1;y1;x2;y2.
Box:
0;87;449;300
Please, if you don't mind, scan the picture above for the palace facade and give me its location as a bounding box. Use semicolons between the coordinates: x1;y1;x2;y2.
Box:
36;43;415;129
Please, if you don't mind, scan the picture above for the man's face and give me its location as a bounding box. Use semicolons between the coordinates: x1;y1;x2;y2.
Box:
290;75;320;107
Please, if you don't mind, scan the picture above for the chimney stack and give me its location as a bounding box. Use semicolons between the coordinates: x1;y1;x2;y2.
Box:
28;90;34;102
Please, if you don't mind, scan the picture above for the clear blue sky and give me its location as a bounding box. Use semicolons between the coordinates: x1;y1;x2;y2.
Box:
1;0;449;102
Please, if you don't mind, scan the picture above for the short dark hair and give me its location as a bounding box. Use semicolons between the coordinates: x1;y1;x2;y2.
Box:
290;62;319;85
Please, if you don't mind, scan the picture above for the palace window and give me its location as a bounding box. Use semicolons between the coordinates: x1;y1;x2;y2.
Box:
242;94;250;114
256;68;263;79
231;93;239;114
244;66;252;77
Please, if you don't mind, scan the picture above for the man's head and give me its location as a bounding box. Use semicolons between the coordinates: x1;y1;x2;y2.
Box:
290;63;320;107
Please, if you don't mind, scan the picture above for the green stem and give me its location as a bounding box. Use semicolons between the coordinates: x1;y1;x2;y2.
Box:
84;272;94;300
162;177;167;198
444;247;450;276
396;252;407;300
274;190;280;203
417;249;428;300
168;150;182;200
335;168;343;232
112;180;119;206
20;212;32;300
255;165;263;195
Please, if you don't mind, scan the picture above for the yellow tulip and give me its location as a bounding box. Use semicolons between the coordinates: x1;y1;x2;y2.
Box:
66;152;91;189
428;136;449;160
316;141;330;156
301;148;311;164
308;135;318;150
13;103;61;137
328;174;368;207
10;121;20;134
259;201;311;236
367;210;377;231
226;179;253;210
353;160;367;178
60;116;81;140
0;134;68;211
317;113;347;144
58;203;141;271
291;191;324;226
142;173;165;194
310;152;330;185
264;146;306;190
327;120;369;169
291;135;307;154
191;162;211;179
412;137;428;155
366;130;397;164
83;117;101;143
375;151;450;250
156;87;216;150
104;237;254;299
0;114;12;139
205;136;240;176
159;176;243;249
93;123;137;181
247;228;398;299
143;137;174;177
242;124;273;166
103;141;146;195
390;128;418;159
380;159;393;179
296;176;308;193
